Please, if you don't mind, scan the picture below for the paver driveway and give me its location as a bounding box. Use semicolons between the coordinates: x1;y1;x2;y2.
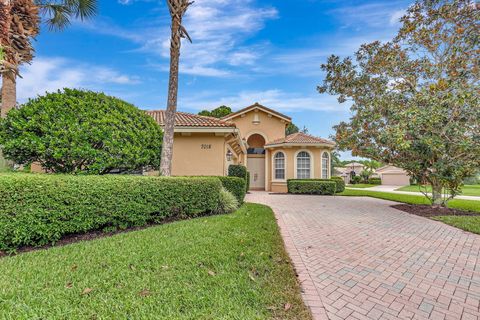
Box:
247;192;480;320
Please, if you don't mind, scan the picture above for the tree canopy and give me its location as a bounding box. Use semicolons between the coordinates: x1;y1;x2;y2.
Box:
318;0;479;206
198;105;232;118
0;89;163;174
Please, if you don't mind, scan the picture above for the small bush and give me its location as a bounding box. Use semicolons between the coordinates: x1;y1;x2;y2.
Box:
228;165;249;192
350;175;362;184
214;188;239;214
368;178;382;185
287;180;337;195
218;176;246;203
330;177;346;193
0;174;222;251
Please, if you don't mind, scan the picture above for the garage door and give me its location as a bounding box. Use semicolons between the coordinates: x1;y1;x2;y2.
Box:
381;173;410;186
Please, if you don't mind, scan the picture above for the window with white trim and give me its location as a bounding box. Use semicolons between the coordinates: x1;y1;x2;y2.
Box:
322;152;330;179
274;152;285;180
296;151;311;179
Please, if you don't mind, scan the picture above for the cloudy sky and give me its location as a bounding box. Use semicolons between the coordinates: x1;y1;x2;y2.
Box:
20;0;412;159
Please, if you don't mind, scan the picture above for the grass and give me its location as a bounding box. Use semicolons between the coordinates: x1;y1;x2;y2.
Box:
338;189;480;213
432;216;480;234
396;184;480;197
346;184;378;188
0;204;311;320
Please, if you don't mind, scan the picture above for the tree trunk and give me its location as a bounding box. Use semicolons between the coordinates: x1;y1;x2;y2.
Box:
160;14;182;176
431;180;446;207
1;71;16;118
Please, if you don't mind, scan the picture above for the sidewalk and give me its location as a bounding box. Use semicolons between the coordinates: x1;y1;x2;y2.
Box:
348;185;480;201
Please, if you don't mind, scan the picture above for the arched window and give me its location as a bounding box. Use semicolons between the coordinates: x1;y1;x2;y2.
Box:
274;152;285;180
322;152;330;179
296;151;311;179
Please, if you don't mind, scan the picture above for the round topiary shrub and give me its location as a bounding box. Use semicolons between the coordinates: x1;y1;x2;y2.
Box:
0;89;163;174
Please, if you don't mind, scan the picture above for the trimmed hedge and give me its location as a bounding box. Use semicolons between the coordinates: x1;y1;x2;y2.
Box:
228;165;249;192
368;178;382;185
217;176;246;203
287;180;337;195
0;174;222;251
330;177;346;193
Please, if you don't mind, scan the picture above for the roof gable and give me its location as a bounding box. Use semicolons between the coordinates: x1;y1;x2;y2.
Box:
145;110;236;128
265;132;335;147
221;103;292;122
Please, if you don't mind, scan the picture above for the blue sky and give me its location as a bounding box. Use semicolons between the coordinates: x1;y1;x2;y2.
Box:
19;0;412;159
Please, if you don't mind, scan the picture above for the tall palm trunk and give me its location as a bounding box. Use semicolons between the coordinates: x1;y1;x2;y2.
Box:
1;71;16;117
160;0;192;176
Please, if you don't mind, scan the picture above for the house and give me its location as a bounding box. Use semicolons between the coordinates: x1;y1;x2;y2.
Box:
334;162;366;183
375;165;410;186
146;103;335;193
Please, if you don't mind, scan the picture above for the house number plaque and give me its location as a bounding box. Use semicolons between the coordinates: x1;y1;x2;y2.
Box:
201;144;212;150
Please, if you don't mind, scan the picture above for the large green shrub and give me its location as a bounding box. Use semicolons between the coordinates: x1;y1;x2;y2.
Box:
287;180;336;195
0;89;163;174
330;177;346;192
228;165;249;192
0;174;222;251
217;176;246;203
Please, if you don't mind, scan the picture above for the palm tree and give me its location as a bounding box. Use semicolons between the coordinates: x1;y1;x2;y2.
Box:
160;0;193;176
0;0;97;118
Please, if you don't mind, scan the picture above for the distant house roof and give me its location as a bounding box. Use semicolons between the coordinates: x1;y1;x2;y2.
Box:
145;110;236;128
221;103;292;122
346;162;365;168
265;132;335;148
375;165;407;174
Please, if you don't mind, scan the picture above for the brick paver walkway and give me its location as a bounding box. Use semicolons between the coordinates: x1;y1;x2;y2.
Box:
247;192;480;320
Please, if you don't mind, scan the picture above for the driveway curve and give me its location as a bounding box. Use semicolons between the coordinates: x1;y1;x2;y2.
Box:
247;192;480;320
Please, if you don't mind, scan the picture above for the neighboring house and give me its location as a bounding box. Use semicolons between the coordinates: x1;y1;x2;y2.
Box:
375;165;410;186
146;103;335;193
334;162;365;183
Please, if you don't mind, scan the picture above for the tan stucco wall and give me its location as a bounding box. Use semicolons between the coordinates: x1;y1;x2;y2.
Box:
230;110;287;143
265;147;333;192
171;133;228;176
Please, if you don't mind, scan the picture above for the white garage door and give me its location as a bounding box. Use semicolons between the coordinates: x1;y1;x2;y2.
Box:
382;173;410;186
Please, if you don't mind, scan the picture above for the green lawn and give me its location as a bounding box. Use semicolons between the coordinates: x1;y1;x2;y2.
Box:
396;184;480;197
0;204;311;320
347;184;378;188
432;216;480;234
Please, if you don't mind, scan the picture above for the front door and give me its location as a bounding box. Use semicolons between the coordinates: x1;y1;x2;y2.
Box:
247;157;265;190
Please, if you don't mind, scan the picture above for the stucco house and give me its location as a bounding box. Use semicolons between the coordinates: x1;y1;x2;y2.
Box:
146;103;335;193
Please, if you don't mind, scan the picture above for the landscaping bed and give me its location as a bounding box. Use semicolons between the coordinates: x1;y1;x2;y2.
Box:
392;204;478;217
0;204;311;319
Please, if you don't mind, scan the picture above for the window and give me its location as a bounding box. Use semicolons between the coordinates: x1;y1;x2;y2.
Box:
296;151;311;179
274;152;285;180
322;152;330;179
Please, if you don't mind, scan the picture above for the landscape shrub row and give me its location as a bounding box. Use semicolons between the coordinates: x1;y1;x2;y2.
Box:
0;174;222;251
368;178;382;185
287;180;337;195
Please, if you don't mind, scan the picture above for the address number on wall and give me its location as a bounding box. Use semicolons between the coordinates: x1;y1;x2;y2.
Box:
201;144;212;149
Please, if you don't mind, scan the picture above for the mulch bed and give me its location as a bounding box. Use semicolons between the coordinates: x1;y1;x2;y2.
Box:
392;204;479;217
0;216;184;259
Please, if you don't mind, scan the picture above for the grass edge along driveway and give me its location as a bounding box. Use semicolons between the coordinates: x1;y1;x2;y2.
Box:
396;184;480;197
339;189;480;234
0;203;311;320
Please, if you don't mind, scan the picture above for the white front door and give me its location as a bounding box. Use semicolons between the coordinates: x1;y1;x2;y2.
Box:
247;157;265;190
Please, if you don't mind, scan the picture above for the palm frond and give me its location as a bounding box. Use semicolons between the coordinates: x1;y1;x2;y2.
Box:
35;0;97;30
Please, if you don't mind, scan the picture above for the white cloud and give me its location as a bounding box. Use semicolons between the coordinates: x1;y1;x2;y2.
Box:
17;57;140;102
84;1;278;77
178;89;350;113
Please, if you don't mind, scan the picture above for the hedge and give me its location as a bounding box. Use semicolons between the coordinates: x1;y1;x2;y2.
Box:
287;180;337;195
228;165;249;192
217;176;246;203
0;174;222;251
368;178;382;185
330;177;346;193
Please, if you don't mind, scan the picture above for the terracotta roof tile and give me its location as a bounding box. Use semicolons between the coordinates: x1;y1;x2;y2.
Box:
266;132;335;146
145;110;236;128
